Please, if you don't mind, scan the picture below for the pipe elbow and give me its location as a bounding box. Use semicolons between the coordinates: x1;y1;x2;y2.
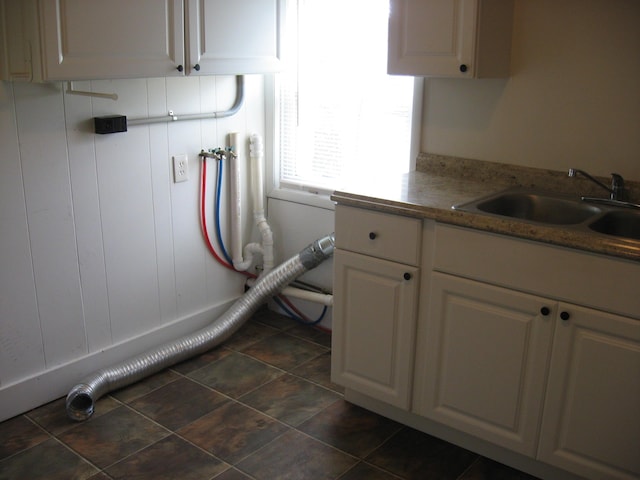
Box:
234;243;264;271
233;258;253;272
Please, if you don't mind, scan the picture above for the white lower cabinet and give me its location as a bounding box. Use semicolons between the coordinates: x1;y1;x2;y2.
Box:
415;273;640;479
414;272;554;456
331;249;419;409
331;205;422;409
333;208;640;480
538;304;640;480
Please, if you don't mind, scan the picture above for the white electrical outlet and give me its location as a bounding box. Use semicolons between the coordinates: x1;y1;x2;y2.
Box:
172;154;188;183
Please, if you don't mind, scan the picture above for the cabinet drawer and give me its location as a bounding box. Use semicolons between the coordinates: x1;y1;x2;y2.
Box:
433;224;640;319
335;205;421;265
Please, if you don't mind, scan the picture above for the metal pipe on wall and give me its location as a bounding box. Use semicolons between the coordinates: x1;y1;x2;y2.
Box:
127;76;245;126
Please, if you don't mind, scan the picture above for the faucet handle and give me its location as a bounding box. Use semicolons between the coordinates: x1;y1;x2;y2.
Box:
610;173;625;201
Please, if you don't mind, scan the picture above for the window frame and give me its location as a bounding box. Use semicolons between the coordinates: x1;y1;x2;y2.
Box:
264;4;424;210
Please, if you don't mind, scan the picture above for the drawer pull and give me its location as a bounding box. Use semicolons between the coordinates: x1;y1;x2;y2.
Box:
368;232;377;240
403;272;412;281
560;311;571;321
540;306;550;316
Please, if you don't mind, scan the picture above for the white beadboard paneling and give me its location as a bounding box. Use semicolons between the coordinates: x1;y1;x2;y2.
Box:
95;126;161;343
0;83;45;385
0;74;266;419
12;82;87;367
199;75;218;117
0;299;235;422
166;77;206;314
166;76;201;114
63;82;112;352
244;75;266;141
91;78;150;117
168;118;208;314
146;77;178;324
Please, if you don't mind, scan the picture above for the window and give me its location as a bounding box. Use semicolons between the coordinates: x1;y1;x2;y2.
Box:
276;0;419;195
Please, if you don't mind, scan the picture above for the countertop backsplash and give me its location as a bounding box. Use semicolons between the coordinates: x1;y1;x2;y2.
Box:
417;153;640;203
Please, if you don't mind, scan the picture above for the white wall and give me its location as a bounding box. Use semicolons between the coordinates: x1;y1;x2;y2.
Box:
266;198;335;327
0;75;265;421
422;0;640;179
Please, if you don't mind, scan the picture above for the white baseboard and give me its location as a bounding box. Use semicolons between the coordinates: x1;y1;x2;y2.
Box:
0;299;237;422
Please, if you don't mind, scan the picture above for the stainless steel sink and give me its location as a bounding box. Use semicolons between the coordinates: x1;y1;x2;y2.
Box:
588;210;640;240
454;189;602;225
453;187;640;242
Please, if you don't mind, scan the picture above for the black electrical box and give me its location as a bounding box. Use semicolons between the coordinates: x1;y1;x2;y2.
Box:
94;115;127;134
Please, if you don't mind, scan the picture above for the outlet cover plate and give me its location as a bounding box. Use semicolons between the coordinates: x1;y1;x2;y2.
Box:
172;154;188;183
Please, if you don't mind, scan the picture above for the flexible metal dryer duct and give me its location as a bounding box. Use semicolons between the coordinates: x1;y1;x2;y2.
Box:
66;233;335;421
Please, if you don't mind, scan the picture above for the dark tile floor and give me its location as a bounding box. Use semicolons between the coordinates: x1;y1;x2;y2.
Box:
0;308;540;480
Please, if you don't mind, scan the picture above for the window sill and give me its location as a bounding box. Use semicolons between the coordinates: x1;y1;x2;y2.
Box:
267;187;336;211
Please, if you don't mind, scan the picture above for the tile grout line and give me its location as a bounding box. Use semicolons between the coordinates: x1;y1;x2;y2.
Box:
0;415;53;465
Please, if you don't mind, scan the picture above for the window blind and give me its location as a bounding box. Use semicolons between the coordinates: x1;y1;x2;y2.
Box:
278;0;415;192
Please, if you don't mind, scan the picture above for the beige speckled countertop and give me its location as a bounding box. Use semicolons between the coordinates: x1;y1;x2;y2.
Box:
331;154;640;262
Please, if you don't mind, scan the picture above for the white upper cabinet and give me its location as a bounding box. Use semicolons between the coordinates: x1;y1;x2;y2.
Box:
331;205;423;410
187;0;282;76
0;0;283;81
39;0;185;81
387;0;514;78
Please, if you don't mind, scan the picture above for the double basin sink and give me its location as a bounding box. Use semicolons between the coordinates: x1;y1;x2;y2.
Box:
453;188;640;241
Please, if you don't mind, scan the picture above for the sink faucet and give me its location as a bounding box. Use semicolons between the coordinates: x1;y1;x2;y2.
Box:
568;168;626;201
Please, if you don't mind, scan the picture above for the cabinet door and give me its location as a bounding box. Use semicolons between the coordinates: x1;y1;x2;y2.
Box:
187;0;283;75
388;0;477;77
1;0;32;80
538;305;640;480
40;0;185;80
414;272;554;456
331;249;419;409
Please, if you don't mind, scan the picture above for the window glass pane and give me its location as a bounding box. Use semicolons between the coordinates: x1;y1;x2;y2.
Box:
279;0;415;192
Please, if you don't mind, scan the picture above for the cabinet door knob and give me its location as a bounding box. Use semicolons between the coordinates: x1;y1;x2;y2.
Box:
403;272;412;281
560;311;571;321
194;64;201;71
540;306;550;316
368;232;377;240
176;64;184;72
459;64;468;73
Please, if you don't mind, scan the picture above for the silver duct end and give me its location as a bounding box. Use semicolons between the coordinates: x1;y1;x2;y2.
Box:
66;233;335;421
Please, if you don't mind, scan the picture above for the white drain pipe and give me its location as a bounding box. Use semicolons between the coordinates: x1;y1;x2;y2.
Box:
229;133;332;308
229;133;274;274
250;134;274;275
